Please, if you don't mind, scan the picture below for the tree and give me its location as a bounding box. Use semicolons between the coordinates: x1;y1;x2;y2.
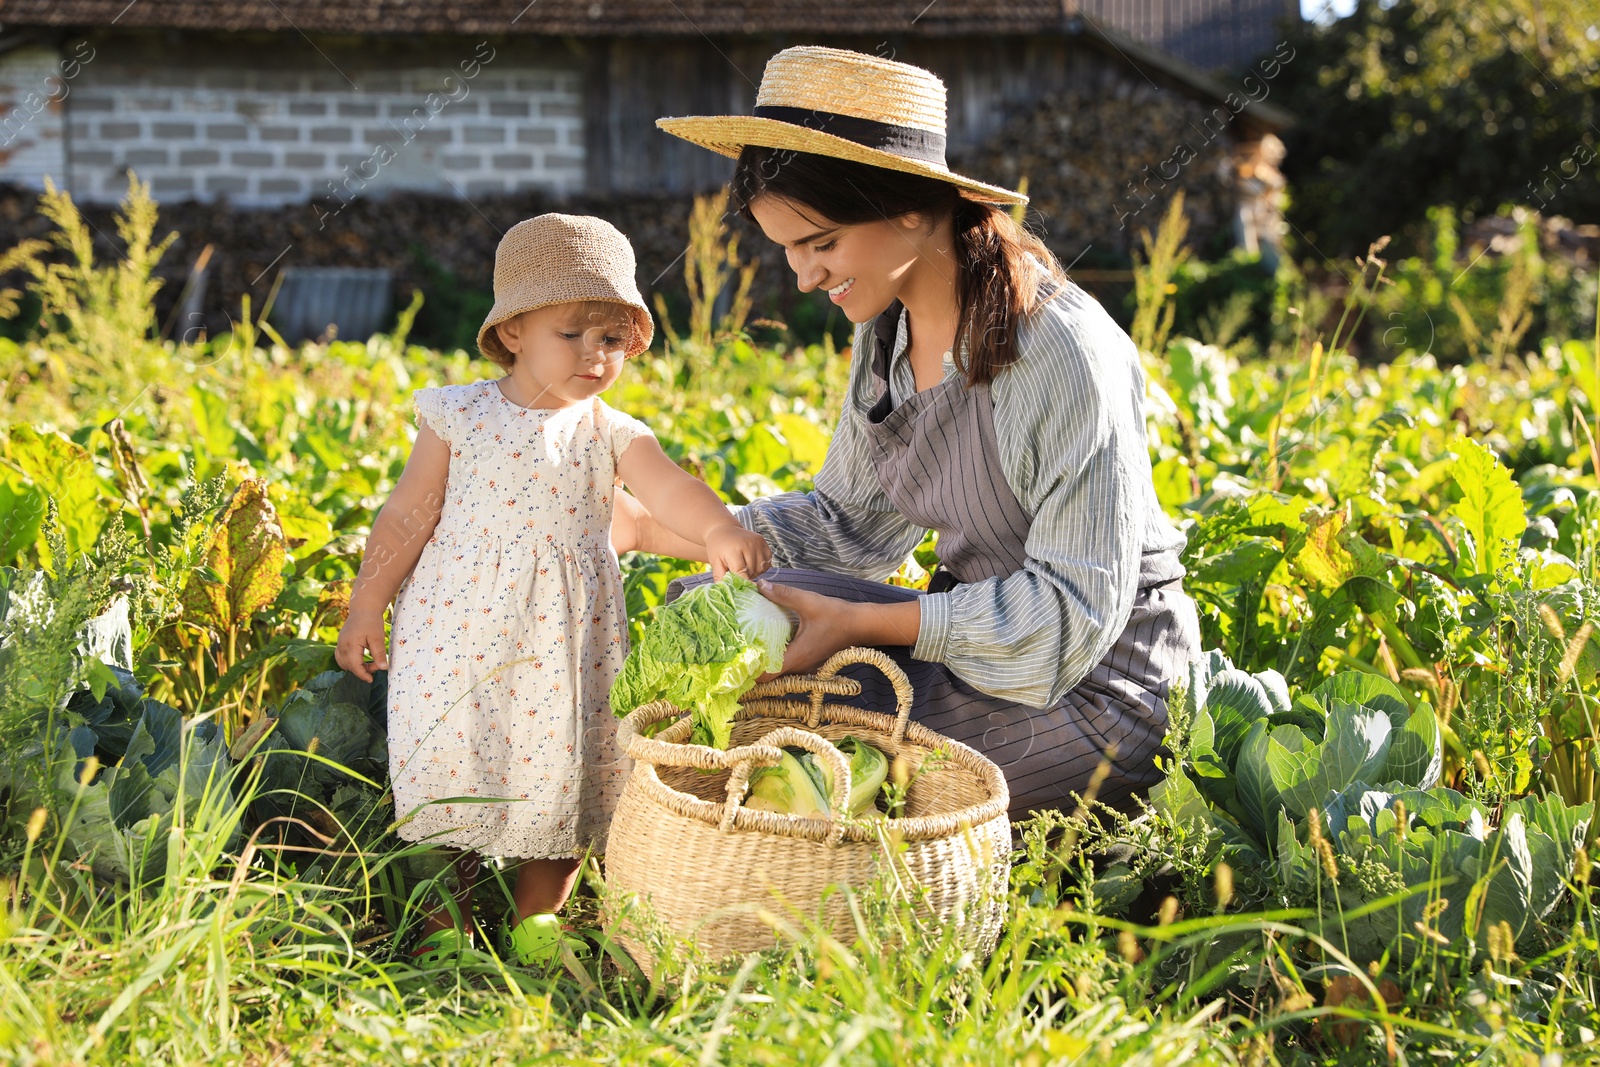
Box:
1274;0;1600;259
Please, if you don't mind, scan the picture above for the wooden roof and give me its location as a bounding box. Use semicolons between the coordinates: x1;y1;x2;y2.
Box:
0;0;1299;71
6;1;1067;36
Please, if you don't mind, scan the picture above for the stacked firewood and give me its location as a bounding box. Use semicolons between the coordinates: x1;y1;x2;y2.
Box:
953;83;1245;265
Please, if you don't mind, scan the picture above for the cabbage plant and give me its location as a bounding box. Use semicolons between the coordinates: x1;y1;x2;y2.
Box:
231;668;390;849
1160;652;1443;853
1146;650;1594;963
1278;785;1591;962
53;688;236;887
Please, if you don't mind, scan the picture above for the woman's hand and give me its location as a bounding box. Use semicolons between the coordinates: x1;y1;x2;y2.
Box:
336;607;389;682
753;579;858;679
755;580;923;680
706;525;772;581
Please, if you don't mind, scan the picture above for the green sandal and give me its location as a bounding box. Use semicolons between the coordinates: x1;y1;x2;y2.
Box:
410;926;472;964
504;913;590;966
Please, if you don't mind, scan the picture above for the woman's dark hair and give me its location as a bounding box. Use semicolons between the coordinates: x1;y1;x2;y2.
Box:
730;145;1069;388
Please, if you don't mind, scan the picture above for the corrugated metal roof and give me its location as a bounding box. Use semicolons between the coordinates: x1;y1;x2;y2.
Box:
0;0;1300;71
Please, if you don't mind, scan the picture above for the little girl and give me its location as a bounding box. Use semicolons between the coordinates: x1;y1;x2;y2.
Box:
336;213;771;964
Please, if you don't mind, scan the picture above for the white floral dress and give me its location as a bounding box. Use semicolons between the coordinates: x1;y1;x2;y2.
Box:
387;379;652;859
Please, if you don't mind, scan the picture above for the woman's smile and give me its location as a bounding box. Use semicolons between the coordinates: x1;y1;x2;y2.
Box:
827;278;855;303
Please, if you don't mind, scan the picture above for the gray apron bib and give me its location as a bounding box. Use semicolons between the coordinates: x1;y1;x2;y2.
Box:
669;286;1200;818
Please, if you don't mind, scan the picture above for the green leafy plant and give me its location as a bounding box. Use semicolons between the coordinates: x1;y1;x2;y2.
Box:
230;667;389;851
1154;653;1442;855
1286;784;1592;964
51;691;237;887
172;478;288;738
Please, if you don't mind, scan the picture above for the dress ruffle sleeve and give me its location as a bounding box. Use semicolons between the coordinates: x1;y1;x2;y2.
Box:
412;386;454;447
598;400;656;470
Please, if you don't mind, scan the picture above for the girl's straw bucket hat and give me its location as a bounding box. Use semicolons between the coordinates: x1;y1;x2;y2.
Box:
476;213;655;364
656;45;1028;207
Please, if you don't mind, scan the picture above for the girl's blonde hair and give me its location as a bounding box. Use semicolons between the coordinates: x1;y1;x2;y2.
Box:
484;299;641;371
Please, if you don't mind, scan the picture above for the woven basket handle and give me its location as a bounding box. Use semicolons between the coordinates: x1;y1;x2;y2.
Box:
721;726;852;846
741;645;915;746
619;700;790;774
615;698;696;752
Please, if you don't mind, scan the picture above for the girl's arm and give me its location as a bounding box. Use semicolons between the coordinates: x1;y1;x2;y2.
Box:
611;486;711;562
336;424;450;679
615;437;772;579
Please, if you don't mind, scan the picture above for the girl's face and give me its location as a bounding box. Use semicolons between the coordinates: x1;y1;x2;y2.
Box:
493;302;632;408
747;194;937;323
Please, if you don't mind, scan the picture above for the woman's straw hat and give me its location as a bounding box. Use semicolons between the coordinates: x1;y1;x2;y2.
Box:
477;213;655;364
656;45;1027;206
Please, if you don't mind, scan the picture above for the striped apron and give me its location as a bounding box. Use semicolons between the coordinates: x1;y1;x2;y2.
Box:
669;293;1201;819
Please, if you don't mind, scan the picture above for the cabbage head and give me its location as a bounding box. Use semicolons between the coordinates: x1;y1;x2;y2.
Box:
746;749;831;817
610;573;791;749
745;737;890;818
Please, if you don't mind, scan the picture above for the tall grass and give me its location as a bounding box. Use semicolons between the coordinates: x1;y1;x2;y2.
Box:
0;174;178;414
2;744;1255;1065
10;731;1590;1063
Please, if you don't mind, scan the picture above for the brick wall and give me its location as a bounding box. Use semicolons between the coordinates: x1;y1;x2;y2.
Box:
2;32;586;208
0;44;70;190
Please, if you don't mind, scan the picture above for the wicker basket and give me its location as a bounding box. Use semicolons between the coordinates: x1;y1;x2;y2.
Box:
602;647;1010;977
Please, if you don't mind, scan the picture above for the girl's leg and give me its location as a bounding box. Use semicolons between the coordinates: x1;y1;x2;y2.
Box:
502;857;585;964
418;849;481;937
512;856;583;922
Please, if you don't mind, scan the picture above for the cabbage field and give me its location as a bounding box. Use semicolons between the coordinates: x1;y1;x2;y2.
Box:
0;180;1598;1065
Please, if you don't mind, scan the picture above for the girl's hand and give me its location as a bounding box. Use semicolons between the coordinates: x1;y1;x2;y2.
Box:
336;607;389;682
706;525;772;581
753;579;856;678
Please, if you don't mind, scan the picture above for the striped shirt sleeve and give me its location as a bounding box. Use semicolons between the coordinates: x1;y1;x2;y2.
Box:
733;322;928;580
909;285;1147;707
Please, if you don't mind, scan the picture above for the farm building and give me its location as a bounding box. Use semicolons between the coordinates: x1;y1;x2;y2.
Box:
0;1;1298;342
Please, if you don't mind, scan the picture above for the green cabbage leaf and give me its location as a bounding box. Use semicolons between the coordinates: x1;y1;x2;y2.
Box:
610;573;791;749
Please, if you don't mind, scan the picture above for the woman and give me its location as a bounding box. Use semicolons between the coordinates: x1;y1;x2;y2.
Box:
628;45;1201;818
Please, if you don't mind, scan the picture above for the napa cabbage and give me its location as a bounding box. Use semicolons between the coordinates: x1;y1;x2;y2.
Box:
746;748;832;817
744;736;891;818
610;573;792;749
822;736;890;817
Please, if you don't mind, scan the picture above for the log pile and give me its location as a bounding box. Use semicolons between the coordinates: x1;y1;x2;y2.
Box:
953;82;1246;265
0;182;805;351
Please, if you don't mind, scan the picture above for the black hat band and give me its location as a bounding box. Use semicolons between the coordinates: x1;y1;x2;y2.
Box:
751;105;947;165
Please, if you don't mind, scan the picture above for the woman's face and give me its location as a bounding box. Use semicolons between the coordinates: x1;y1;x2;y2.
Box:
748;194;934;324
